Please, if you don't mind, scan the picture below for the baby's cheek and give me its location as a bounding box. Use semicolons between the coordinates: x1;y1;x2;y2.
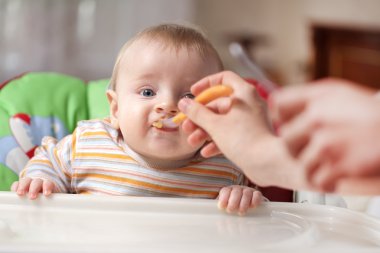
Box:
120;112;146;133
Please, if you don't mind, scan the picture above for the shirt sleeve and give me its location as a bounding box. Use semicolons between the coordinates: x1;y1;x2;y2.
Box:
19;130;77;193
211;155;250;187
237;173;250;186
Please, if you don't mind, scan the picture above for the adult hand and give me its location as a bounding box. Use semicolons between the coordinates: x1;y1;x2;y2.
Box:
271;78;380;192
179;71;271;159
179;71;304;189
180;71;270;158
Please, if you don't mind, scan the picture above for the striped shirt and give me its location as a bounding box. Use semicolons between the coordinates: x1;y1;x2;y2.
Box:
20;118;247;199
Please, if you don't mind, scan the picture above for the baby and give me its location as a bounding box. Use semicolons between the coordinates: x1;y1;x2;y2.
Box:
12;24;263;215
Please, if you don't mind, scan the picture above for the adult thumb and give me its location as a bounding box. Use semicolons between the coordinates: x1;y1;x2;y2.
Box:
178;98;216;132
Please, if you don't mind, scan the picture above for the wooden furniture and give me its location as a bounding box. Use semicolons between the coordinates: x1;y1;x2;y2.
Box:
313;24;380;89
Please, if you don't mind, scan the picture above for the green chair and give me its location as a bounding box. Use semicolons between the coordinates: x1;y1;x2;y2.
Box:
0;72;109;190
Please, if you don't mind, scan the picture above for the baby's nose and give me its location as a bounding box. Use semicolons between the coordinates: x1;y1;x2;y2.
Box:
155;103;178;116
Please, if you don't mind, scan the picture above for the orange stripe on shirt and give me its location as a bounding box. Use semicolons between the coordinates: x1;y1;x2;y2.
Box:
75;152;136;162
75;166;226;189
28;159;53;167
53;146;71;180
190;161;241;173
178;167;238;181
75;173;218;196
80;131;110;137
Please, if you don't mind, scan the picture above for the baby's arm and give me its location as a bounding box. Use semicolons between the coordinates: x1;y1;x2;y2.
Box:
11;178;57;199
12;134;76;199
218;185;263;215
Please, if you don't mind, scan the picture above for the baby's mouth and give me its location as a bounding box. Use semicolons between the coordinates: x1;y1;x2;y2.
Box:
152;121;163;129
152;119;178;131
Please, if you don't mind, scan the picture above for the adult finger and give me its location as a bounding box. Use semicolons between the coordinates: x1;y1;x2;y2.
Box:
200;142;221;158
182;119;199;134
191;71;243;96
279;111;315;157
206;97;233;114
299;131;335;185
270;80;352;125
191;71;253;100
182;97;233;147
178;98;218;135
270;88;308;125
336;176;380;195
312;163;345;193
187;128;209;147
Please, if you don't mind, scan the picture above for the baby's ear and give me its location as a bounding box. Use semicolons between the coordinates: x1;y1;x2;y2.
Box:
106;90;120;129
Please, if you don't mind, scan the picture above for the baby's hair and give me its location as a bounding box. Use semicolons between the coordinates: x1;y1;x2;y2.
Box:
108;23;223;90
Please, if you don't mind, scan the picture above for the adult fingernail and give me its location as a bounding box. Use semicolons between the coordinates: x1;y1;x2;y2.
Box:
178;98;192;113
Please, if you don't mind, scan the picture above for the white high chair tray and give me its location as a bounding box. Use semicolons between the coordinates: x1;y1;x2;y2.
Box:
0;192;379;253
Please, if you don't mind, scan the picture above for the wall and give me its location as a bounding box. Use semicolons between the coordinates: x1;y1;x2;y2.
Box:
0;0;196;82
195;0;380;85
1;0;380;85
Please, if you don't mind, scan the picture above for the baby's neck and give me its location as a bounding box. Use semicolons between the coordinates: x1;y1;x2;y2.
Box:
121;142;201;170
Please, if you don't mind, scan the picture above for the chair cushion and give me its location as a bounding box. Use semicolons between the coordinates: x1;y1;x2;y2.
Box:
0;72;89;190
87;79;109;120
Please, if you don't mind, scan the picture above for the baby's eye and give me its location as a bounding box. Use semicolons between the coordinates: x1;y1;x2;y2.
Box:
140;89;156;97
182;92;195;99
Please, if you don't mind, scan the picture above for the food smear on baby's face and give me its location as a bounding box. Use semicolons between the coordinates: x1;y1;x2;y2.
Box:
152;121;163;129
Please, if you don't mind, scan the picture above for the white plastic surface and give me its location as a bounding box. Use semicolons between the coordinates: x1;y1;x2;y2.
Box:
0;192;379;252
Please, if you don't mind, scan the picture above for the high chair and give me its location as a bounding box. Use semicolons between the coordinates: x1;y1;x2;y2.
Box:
0;72;293;203
1;73;379;251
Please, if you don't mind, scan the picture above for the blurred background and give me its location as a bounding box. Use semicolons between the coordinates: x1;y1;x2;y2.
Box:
1;0;380;88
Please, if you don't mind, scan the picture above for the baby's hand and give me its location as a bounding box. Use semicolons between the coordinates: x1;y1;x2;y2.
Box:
11;177;56;200
218;185;263;216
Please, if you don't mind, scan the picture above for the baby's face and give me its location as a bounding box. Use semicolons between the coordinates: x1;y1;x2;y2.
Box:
108;39;221;160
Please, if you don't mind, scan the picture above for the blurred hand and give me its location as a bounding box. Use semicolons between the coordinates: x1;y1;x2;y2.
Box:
270;78;380;191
